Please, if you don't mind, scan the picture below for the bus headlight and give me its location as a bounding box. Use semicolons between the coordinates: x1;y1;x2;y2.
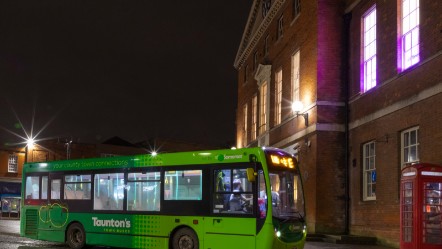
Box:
276;230;281;237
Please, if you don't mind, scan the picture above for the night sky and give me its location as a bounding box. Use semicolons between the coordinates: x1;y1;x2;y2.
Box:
0;1;251;148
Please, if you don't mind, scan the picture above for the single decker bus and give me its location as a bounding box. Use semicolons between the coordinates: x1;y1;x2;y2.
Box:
20;147;306;249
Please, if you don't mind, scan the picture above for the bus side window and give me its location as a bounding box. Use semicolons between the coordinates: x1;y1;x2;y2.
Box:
51;179;61;200
41;176;48;200
25;176;40;199
127;172;161;212
94;173;124;210
64;175;92;200
164;170;202;200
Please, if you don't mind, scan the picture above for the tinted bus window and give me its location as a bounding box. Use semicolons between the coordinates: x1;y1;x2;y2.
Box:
94;173;124;210
64;175;91;200
127;172;161;211
25;176;40;199
165;170;202;200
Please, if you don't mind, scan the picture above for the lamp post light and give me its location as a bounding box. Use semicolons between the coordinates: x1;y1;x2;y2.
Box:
24;138;35;163
291;101;309;127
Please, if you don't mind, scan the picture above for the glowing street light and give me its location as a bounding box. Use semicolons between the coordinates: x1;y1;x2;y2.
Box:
25;137;35;163
26;138;35;149
291;100;309;127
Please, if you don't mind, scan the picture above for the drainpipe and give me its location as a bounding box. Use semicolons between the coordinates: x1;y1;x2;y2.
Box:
342;12;352;235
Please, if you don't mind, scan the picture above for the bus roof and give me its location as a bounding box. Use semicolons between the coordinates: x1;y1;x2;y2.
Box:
23;147;278;172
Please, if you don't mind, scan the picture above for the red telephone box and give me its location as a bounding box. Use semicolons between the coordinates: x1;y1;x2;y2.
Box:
401;163;442;249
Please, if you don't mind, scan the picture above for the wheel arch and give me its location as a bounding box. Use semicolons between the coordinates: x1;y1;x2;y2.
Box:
168;225;200;249
65;221;85;241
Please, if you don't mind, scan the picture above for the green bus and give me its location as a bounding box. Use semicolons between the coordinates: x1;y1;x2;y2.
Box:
20;147;306;249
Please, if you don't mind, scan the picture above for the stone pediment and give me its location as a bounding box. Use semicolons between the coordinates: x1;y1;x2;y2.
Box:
254;64;272;85
234;0;286;69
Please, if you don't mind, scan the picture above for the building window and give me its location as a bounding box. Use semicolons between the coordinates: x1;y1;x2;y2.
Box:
293;0;301;18
363;141;376;200
264;35;270;56
253;51;259;71
262;0;271;17
277;16;284;40
275;69;282;125
401;0;420;70
243;103;248;146
291;51;300;104
259;82;268;135
244;65;249;83
8;154;18;173
251;96;258;140
362;6;377;92
401;127;419;168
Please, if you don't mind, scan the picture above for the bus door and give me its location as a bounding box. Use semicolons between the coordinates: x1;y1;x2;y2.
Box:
40;173;68;229
204;168;256;249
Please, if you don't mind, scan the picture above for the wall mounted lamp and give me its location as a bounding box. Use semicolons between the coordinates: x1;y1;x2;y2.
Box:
291;101;309;127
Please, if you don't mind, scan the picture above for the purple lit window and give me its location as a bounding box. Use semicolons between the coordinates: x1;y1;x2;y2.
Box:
401;0;420;70
362;6;376;92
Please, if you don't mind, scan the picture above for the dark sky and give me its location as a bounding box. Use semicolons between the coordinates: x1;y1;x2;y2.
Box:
0;1;251;148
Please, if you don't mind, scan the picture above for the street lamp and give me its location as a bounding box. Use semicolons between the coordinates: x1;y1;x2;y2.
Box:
24;138;35;163
291;101;309;127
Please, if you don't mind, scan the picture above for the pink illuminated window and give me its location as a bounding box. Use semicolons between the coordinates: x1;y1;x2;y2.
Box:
362;6;376;92
401;0;420;70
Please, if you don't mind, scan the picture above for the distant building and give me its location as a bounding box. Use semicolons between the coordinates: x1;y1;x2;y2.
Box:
0;135;216;217
0;136;145;218
136;137;220;154
234;0;441;247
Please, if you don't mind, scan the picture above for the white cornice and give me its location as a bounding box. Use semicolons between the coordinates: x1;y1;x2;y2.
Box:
234;0;286;69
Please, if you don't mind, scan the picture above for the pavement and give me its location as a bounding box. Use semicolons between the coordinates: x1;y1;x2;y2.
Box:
0;219;396;249
304;241;394;249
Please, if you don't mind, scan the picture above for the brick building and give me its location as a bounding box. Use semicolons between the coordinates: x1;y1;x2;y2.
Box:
0;136;147;218
234;0;441;246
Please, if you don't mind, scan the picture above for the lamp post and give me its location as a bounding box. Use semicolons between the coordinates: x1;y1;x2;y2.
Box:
291;101;309;127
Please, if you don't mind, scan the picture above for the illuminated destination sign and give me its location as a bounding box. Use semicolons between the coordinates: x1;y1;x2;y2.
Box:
269;154;296;169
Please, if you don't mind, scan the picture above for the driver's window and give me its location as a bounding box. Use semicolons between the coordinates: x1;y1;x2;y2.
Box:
212;168;254;214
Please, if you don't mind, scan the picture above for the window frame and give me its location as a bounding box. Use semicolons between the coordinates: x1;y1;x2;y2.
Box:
401;126;420;168
243;103;248;146
259;82;268;135
362;5;377;92
264;35;270;56
291;51;300;106
8;154;18;173
400;0;420;71
251;96;258;141
293;0;301;18
277;15;284;40
362;141;376;201
275;69;283;125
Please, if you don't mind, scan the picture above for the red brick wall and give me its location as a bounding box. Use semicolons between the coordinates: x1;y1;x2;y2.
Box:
348;0;442;246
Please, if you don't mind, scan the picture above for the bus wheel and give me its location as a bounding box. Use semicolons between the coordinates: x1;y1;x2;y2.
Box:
66;223;86;249
172;227;199;249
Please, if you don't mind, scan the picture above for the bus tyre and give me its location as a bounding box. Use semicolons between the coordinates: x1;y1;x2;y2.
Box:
66;223;86;249
172;227;199;249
